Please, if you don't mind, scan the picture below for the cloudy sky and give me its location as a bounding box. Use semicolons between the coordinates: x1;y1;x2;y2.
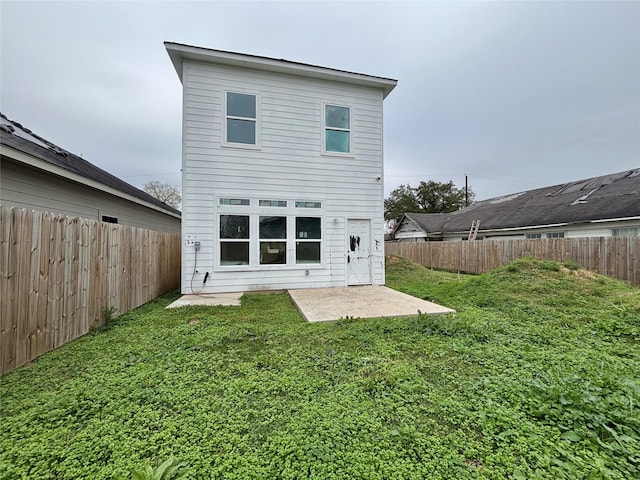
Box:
1;1;639;202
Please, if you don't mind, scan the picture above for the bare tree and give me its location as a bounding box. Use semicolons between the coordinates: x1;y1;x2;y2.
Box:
142;181;181;209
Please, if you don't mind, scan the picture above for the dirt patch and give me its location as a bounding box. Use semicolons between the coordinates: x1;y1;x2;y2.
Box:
385;254;405;264
560;266;598;280
188;318;201;325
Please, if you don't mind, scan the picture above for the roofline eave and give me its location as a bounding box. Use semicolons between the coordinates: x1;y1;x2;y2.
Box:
164;42;398;98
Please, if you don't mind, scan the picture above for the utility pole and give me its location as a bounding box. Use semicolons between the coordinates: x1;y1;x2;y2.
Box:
465;174;469;207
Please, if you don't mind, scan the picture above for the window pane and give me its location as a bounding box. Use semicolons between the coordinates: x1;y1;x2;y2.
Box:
227;119;256;144
220;198;250;206
260;242;286;264
259;200;287;207
220;215;249;239
296;242;320;264
220;242;249;265
325;105;349;128
296;217;321;239
227;92;256;118
325;129;349;153
295;201;321;208
260;216;286;239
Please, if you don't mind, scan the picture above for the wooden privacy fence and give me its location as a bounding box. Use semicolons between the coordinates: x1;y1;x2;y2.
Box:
1;206;181;375
386;237;640;286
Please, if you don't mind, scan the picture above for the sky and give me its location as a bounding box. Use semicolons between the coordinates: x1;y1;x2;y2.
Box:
1;0;639;202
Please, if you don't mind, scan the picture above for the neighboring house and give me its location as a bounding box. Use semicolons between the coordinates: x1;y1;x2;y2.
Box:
0;113;181;232
392;169;640;242
165;42;397;293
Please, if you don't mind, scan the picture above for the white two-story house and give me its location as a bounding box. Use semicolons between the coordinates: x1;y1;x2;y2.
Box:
165;42;397;294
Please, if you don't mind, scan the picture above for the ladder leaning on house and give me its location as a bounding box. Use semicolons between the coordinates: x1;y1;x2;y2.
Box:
469;220;480;241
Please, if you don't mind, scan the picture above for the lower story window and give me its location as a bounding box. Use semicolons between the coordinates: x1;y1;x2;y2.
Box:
260;216;286;264
296;217;321;264
546;232;565;238
613;227;639;237
220;215;249;265
217;206;323;267
220;242;249;265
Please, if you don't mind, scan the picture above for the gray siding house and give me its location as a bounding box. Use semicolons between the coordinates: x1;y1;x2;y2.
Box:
0;113;181;232
166;42;397;294
392;169;640;242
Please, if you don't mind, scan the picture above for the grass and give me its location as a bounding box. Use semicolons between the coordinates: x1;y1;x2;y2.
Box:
1;256;639;479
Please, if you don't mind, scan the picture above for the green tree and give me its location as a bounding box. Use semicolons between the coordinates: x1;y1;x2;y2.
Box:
384;184;420;221
384;180;473;221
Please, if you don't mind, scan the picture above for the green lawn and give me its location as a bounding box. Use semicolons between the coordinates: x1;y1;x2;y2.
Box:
1;256;638;479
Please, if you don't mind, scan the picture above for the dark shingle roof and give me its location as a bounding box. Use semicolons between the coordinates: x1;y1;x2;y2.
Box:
0;113;180;216
398;170;640;236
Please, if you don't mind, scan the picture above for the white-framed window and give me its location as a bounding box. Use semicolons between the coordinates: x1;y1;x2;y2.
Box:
219;215;250;265
612;227;639;237
525;233;542;239
224;91;259;147
220;198;250;206
546;232;565;239
295;201;322;209
216;197;323;268
260;216;287;265
323;104;351;154
296;217;321;264
259;200;287;207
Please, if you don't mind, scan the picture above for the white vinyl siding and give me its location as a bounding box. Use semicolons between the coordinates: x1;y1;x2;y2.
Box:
180;61;386;293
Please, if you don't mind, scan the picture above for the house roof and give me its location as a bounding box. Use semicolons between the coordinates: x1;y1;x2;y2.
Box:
0;113;181;217
164;42;398;99
394;169;640;237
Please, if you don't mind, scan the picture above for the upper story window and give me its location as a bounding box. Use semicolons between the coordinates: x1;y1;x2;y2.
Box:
324;104;350;154
225;92;257;146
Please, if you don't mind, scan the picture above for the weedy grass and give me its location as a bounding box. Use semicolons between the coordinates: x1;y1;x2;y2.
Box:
1;256;638;479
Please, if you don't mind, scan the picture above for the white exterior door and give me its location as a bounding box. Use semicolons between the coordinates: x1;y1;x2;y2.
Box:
347;219;372;285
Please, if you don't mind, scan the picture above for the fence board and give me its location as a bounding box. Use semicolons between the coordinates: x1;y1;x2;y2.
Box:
0;206;181;375
386;237;640;286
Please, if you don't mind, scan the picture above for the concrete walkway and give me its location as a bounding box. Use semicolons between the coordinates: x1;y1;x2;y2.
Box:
288;285;455;323
166;286;455;323
166;293;242;308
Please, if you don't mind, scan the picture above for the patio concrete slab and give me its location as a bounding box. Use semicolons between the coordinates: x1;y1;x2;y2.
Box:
166;293;242;309
288;285;455;323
